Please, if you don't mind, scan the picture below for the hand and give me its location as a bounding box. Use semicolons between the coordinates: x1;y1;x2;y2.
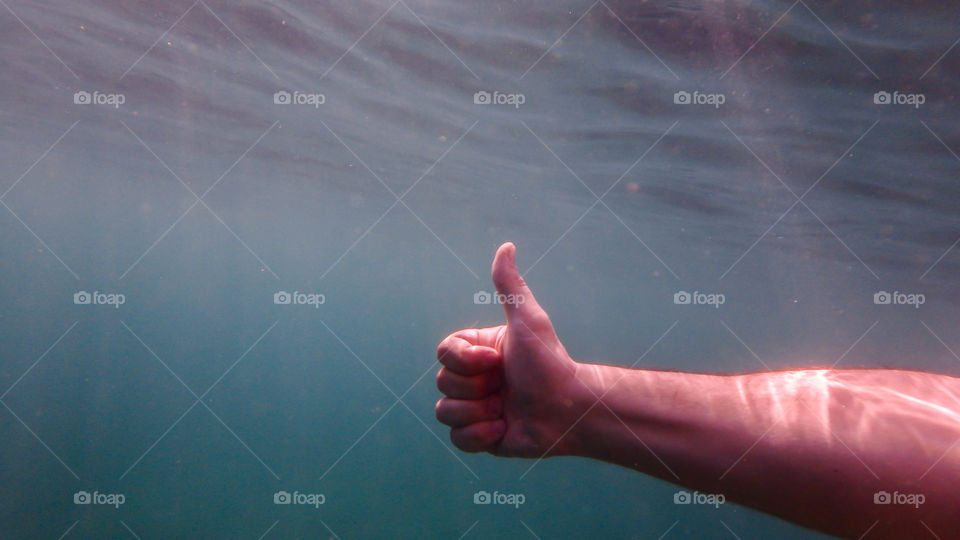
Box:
435;242;592;457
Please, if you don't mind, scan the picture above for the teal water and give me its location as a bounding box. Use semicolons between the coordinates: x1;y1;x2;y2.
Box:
2;0;960;538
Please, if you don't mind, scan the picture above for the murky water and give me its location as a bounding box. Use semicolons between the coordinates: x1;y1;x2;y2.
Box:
2;1;959;538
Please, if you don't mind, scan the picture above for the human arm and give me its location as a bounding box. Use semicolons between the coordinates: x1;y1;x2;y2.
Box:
435;242;960;538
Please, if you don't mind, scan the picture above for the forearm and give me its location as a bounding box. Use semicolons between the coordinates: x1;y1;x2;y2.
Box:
568;365;960;538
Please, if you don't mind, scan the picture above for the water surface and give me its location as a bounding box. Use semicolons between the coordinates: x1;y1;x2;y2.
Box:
2;1;960;538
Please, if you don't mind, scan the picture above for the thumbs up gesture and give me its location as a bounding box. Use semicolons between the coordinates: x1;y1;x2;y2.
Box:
436;243;592;457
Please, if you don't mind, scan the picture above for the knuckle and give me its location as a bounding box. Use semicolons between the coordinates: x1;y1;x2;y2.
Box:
435;400;447;423
436;369;455;395
449;429;467;451
436;341;450;362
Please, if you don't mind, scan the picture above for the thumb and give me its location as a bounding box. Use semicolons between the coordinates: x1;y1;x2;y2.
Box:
491;242;543;326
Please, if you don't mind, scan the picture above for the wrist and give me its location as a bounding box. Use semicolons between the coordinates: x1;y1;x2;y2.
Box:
561;364;690;470
559;361;617;458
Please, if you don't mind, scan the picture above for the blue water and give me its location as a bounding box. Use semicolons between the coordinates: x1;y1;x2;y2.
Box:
2;0;960;538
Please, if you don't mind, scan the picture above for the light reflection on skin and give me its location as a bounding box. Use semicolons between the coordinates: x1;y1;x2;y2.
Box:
436;243;960;539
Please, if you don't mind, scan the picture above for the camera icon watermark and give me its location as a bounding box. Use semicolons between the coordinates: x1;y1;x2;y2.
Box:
273;490;325;508
873;90;924;108
73;290;125;309
673;290;725;309
473;490;525;508
673;90;725;108
873;490;924;508
673;490;725;508
73;90;125;108
473;90;525;108
873;290;924;308
473;290;525;305
274;90;325;107
73;490;126;508
274;290;325;308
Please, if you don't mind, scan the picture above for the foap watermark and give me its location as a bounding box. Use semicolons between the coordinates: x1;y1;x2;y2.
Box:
473;490;525;508
674;490;725;508
674;290;725;309
74;290;125;309
73;90;125;108
473;90;525;108
473;290;525;306
273;90;325;108
873;90;924;108
673;90;725;108
74;490;125;508
273;490;325;508
874;290;924;309
274;290;325;308
874;490;924;508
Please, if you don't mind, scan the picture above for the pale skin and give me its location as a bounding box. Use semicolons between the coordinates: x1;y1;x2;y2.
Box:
435;242;960;539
